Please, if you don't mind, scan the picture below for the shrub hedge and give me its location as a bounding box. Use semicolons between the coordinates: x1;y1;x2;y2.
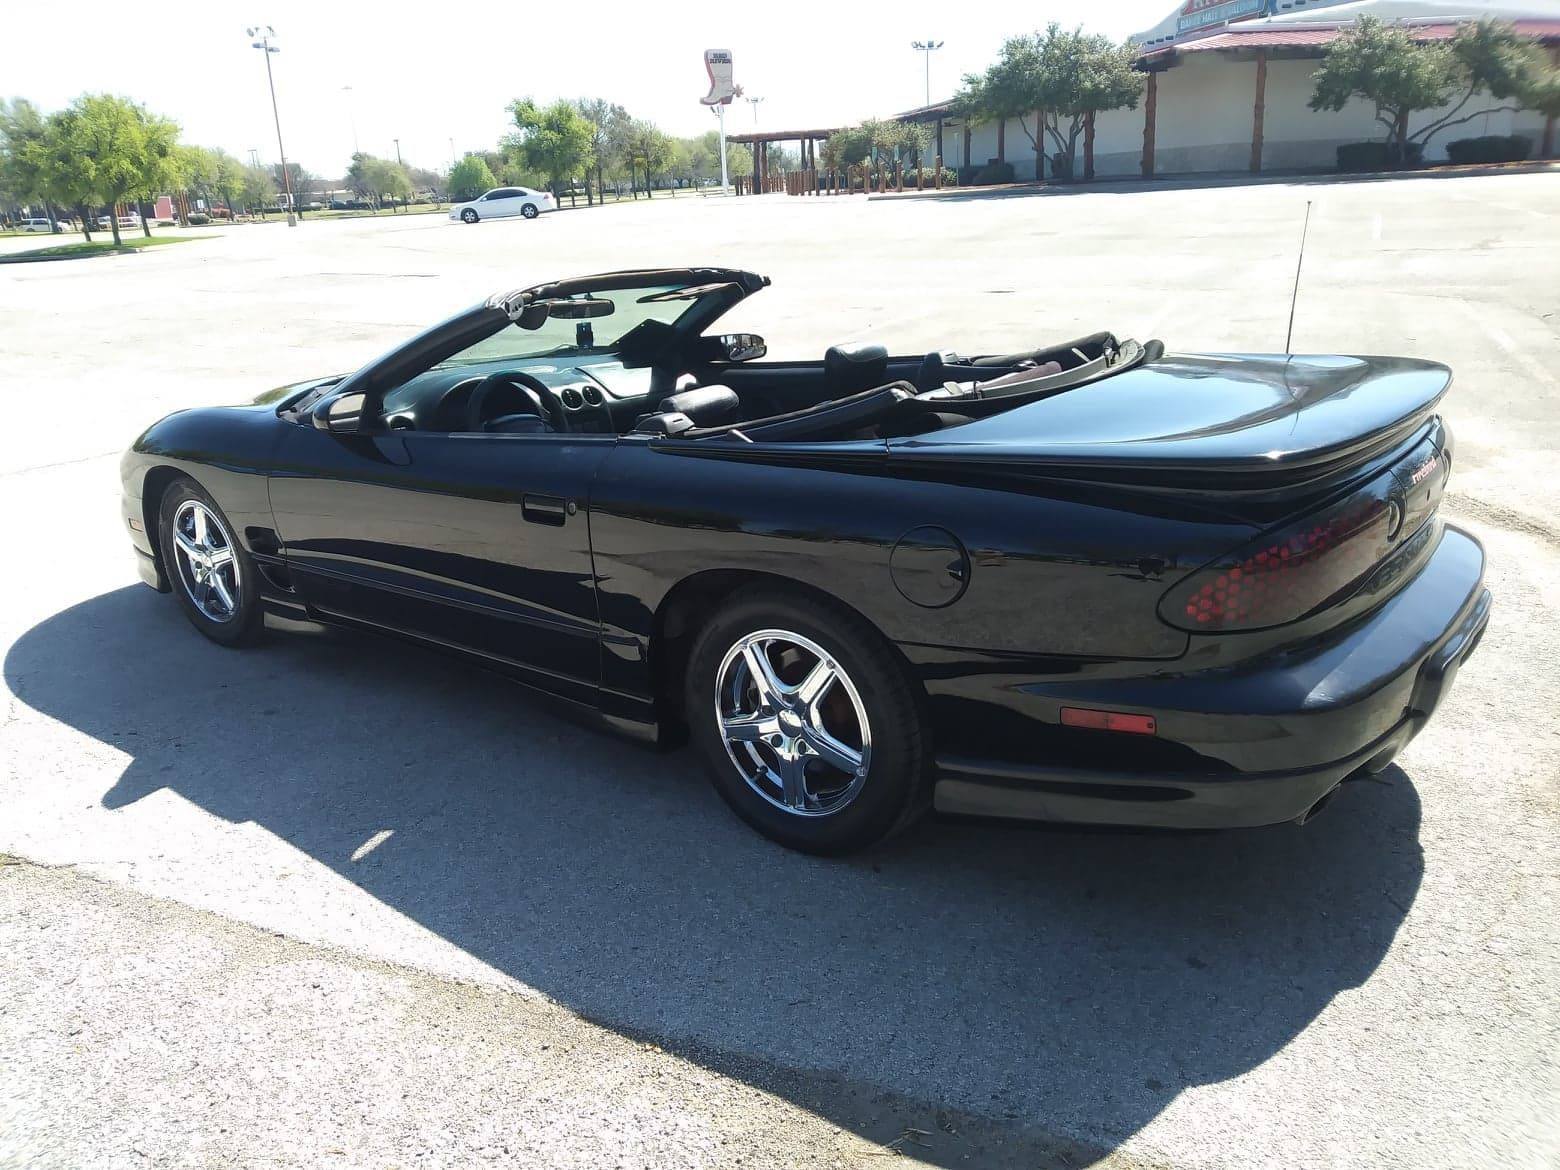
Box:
1336;140;1427;171
1445;135;1532;165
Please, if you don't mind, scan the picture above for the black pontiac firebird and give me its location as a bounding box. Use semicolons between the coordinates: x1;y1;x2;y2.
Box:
121;267;1490;853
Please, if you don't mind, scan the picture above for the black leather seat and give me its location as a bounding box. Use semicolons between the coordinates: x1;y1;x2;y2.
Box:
824;342;888;396
656;384;740;427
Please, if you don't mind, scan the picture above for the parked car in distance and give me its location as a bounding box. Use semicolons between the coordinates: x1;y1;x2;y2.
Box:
96;214;142;230
449;186;557;224
119;267;1491;854
18;218;61;232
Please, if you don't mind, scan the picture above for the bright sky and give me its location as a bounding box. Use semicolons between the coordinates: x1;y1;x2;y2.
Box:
0;0;1173;178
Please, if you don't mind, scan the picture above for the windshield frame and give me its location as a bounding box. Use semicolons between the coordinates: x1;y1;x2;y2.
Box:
428;283;708;371
330;267;769;425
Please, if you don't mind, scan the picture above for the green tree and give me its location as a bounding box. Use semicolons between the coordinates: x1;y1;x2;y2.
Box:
624;119;673;193
683;133;715;181
448;155;496;201
36;108;99;240
269;161;309;215
958;23;1142;179
821;125;870;169
131;113;180;236
572;97;629;203
726;140;753;181
506;97;595;194
175;144;216;217
496;160;540;188
49;94;158;244
1311;17;1538;160
348;152;413;211
0;99;60;228
1522;59;1560;155
379;160;413;209
238;163;276;215
822;120;928;171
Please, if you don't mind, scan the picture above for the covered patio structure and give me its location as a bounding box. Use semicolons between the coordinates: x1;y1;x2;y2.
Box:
725;126;839;194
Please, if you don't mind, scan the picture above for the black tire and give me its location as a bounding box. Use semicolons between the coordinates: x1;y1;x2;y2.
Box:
685;587;929;854
461;208;479;223
520;203;539;219
157;475;264;647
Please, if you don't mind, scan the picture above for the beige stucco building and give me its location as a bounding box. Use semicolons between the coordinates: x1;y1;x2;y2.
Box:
906;0;1560;179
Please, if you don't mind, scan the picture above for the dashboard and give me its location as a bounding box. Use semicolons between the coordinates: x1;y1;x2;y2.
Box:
378;355;660;435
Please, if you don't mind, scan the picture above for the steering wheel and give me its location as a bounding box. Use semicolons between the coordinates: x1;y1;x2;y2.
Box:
464;371;565;433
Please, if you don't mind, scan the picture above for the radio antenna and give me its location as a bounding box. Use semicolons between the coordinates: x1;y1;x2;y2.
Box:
1285;200;1313;355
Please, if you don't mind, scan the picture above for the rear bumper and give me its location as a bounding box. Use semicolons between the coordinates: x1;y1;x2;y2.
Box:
930;525;1490;829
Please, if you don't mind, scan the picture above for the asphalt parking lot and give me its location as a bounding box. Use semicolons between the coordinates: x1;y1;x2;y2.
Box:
2;173;1558;1170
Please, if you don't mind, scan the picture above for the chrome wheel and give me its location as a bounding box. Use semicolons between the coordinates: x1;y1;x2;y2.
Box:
461;208;478;223
715;629;872;817
171;499;241;623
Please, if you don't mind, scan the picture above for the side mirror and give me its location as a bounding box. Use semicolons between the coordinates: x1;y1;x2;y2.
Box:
720;333;767;362
312;390;369;433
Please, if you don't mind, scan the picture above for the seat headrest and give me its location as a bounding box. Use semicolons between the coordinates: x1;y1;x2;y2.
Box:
824;342;888;393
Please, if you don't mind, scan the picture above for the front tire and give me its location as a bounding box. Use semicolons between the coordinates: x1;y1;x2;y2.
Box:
157;475;263;647
520;203;539;219
686;588;929;854
460;208;479;223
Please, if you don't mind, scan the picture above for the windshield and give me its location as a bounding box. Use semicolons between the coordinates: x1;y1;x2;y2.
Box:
431;284;701;369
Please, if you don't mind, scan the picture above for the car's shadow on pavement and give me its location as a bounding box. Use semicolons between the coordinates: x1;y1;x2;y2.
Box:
7;586;1425;1166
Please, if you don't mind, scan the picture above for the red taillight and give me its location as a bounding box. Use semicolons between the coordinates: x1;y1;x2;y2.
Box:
1160;487;1401;633
1061;707;1157;735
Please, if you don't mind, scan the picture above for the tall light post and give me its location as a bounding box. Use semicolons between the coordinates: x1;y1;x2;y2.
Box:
449;137;456;169
393;138;402;167
710;104;730;191
247;25;297;226
912;39;944;107
745;95;764;126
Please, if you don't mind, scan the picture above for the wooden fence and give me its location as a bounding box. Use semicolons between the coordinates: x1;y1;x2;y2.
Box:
733;157;955;197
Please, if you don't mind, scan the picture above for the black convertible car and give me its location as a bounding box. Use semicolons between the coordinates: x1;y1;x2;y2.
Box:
121;267;1490;853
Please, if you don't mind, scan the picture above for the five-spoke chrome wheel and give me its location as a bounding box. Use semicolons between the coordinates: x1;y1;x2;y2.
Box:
715;629;872;817
171;499;241;622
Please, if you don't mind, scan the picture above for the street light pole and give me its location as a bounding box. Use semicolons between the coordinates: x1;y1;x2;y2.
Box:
393;138;402;167
912;40;944;107
745;95;764;126
712;104;730;191
248;25;297;226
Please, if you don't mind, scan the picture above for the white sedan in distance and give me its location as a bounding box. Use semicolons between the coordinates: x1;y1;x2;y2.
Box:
449;186;557;224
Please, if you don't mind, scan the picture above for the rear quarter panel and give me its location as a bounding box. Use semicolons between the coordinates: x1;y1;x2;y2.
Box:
588;440;1259;706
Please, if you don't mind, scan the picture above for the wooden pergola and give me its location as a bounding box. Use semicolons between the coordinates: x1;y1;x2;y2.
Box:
725;127;840;193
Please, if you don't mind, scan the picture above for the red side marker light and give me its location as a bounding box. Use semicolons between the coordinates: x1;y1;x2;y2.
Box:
1060;707;1157;735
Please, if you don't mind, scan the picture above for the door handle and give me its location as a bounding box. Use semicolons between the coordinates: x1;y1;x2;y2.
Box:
522;493;569;526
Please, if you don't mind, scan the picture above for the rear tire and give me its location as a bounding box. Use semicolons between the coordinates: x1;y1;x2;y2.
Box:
157;475;263;647
686;588;929;854
521;203;539;219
